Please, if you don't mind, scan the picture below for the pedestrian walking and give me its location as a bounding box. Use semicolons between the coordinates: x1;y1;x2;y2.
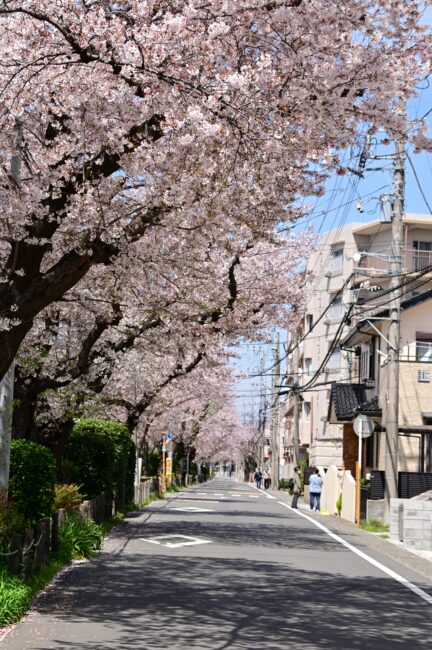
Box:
291;466;302;509
309;468;323;511
254;468;262;489
262;468;270;490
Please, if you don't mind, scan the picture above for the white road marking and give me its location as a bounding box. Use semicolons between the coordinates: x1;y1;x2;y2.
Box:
142;534;212;549
248;495;259;498
249;484;277;499
168;507;214;513
196;492;207;495
214;493;224;496
277;501;432;606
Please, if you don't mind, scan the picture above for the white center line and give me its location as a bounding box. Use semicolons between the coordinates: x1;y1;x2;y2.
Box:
277;500;432;605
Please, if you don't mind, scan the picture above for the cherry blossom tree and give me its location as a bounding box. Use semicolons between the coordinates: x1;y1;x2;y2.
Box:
0;0;430;380
13;227;312;459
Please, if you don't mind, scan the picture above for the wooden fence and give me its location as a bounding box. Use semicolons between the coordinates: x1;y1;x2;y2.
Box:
5;481;160;578
6;494;110;578
134;478;159;504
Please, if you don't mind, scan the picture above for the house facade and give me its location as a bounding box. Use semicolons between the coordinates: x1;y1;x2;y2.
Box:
332;290;432;477
282;213;432;477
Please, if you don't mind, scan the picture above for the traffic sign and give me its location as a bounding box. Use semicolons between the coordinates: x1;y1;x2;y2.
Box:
353;414;374;438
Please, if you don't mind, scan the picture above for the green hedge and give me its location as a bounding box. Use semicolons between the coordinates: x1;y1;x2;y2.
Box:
9;440;56;526
63;419;135;507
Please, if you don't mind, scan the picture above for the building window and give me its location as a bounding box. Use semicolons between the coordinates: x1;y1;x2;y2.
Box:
413;241;432;271
306;314;313;331
305;358;312;376
359;340;375;381
304;401;311;420
360;346;369;381
328;295;343;321
327;347;341;370
416;333;432;361
330;247;344;273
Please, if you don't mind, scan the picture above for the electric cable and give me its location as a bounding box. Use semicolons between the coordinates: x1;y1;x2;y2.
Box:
406;151;432;215
249;276;352;378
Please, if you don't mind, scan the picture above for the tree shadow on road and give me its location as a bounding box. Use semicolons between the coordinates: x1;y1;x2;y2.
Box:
23;549;432;650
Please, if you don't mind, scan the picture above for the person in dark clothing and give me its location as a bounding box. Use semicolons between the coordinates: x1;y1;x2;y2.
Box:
291;466;302;509
254;469;262;489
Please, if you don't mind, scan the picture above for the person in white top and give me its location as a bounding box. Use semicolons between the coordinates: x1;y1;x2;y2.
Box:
262;468;270;490
309;469;323;512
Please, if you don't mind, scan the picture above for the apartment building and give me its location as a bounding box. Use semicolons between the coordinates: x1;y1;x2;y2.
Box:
282;213;432;475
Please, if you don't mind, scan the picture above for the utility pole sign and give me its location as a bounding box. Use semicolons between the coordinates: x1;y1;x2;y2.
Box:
164;433;173;489
354;414;374;525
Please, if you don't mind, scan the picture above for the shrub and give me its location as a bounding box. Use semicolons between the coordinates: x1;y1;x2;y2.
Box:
63;419;135;507
58;514;103;561
0;488;25;545
336;493;342;516
54;484;83;511
9;440;56;526
0;571;31;626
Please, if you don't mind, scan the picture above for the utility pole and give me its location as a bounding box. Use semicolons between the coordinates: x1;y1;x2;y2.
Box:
292;328;301;468
270;332;280;488
384;128;405;521
0;120;22;492
258;349;266;467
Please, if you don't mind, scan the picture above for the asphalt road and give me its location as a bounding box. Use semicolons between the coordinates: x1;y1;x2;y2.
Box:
3;479;432;649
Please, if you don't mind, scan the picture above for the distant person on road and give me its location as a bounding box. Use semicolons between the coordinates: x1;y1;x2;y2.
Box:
291;466;302;509
254;469;262;489
262;468;270;490
309;468;323;511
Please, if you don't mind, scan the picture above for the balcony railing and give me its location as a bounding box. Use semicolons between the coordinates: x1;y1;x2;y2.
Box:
357;248;432;274
399;341;432;362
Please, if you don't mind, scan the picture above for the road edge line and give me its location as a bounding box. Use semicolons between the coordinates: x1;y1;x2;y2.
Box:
277;500;432;605
249;484;276;499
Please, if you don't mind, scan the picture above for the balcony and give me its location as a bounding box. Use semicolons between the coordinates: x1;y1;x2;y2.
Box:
356;248;432;275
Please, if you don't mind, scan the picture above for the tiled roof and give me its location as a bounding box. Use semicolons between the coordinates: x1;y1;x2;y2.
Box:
328;382;367;422
355;395;381;416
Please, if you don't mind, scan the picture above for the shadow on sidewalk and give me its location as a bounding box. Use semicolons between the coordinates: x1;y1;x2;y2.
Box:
28;551;432;650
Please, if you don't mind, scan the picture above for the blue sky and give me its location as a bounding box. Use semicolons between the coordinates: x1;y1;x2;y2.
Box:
232;77;432;422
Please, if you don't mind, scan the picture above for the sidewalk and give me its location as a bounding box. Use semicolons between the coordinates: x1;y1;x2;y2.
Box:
265;486;432;582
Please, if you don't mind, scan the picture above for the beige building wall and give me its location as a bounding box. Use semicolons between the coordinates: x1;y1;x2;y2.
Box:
285;214;432;471
373;300;432;472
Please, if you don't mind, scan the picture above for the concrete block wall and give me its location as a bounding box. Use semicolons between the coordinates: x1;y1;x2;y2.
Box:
321;465;341;515
390;498;432;550
366;499;384;522
341;470;356;523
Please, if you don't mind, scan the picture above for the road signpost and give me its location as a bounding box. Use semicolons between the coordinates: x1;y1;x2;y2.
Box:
353;414;374;525
162;433;173;490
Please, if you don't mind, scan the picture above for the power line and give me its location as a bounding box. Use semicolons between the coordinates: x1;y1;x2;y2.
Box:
249;277;352;378
405;151;432;214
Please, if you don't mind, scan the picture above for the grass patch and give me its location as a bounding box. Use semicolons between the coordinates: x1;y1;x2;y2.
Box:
164;484;184;494
0;571;31;626
58;515;103;561
101;513;125;536
360;519;389;533
141;493;160;505
0;488;175;628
